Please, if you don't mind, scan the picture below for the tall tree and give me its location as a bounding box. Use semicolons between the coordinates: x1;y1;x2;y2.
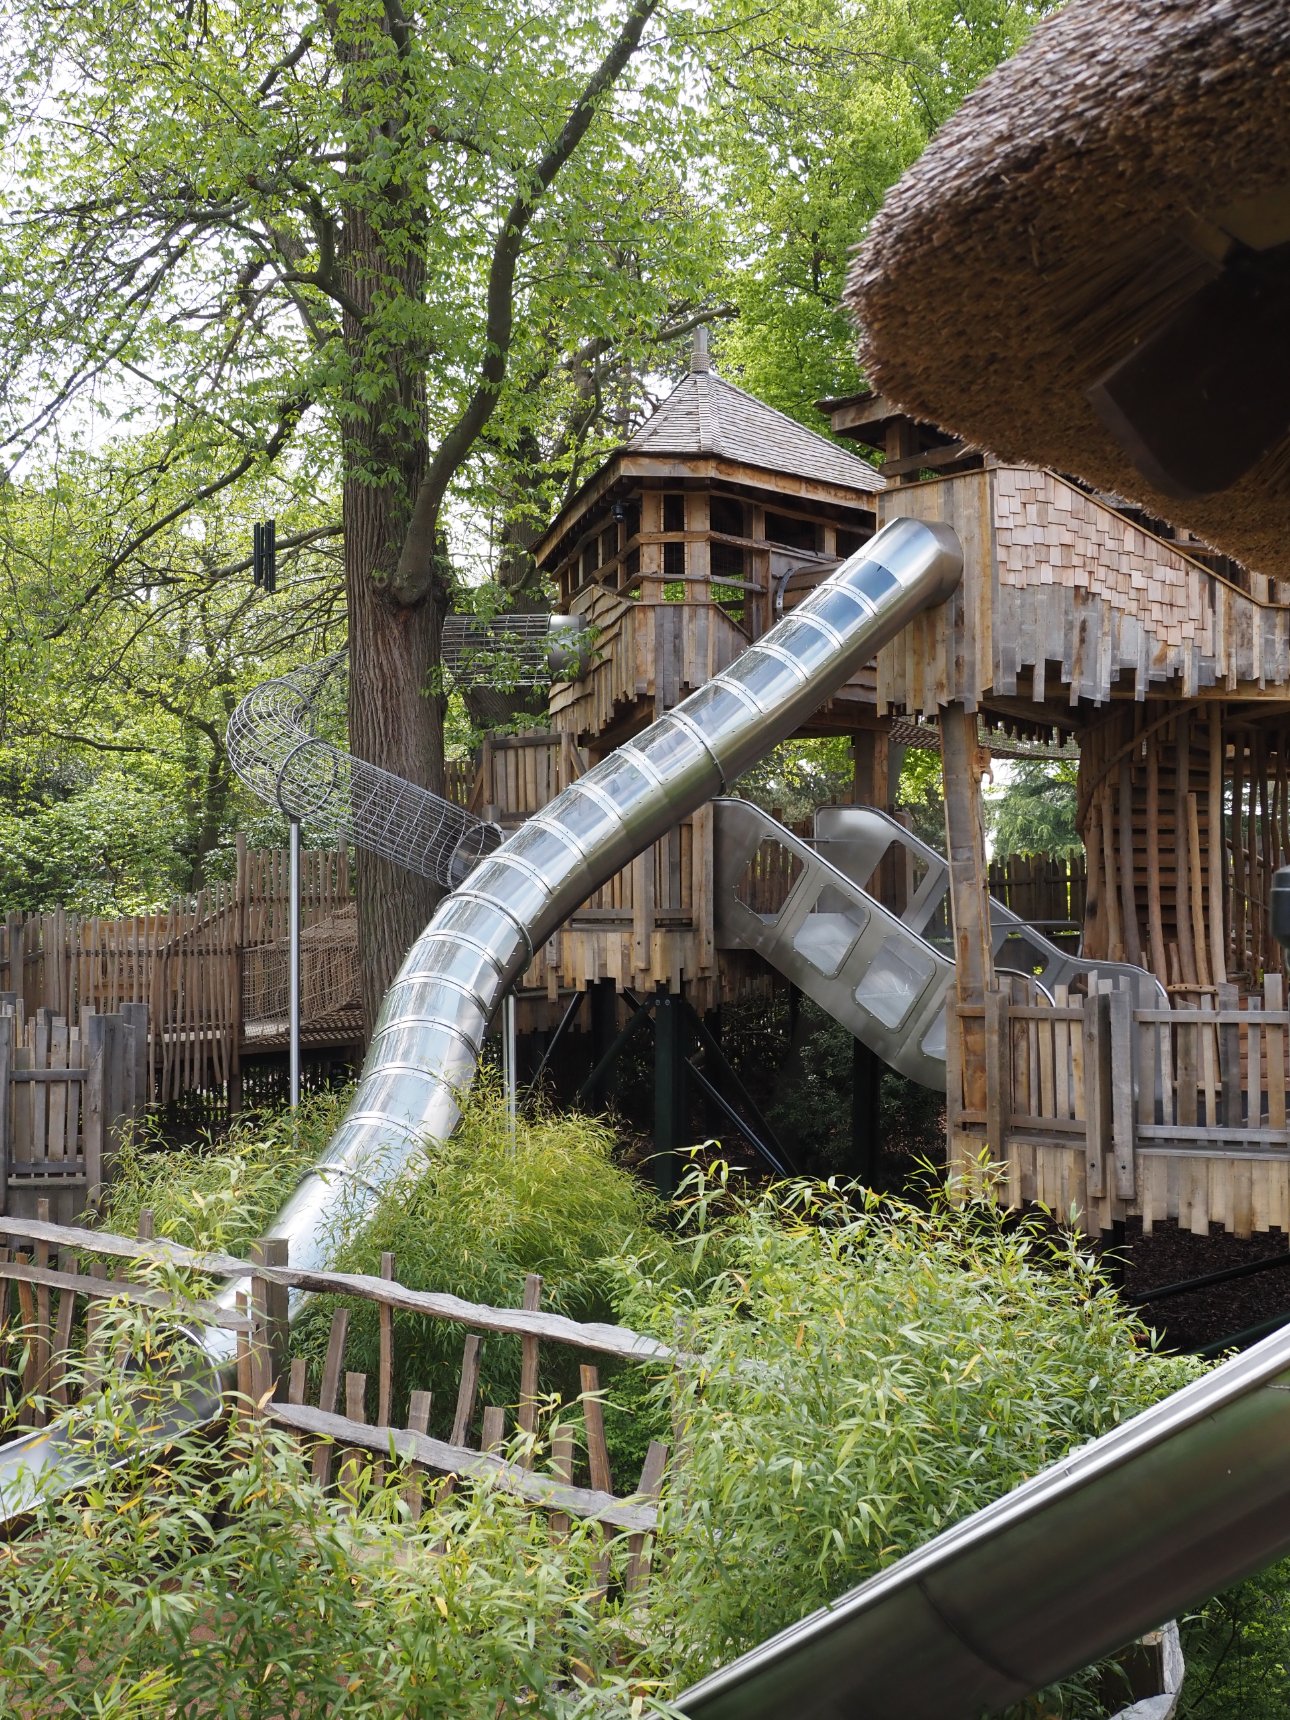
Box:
0;0;713;1020
707;0;1058;425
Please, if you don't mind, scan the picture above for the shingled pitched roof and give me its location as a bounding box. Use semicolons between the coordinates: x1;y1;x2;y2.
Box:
626;370;883;494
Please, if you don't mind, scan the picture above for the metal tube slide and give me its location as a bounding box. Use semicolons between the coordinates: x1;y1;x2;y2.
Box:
210;515;963;1309
0;516;962;1520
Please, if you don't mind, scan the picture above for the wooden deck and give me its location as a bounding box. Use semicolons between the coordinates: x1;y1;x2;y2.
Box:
875;465;1290;721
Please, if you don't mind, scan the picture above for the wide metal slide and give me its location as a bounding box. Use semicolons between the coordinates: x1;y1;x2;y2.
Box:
713;799;1163;1089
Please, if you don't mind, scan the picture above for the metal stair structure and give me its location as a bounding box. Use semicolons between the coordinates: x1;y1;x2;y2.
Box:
713;799;1164;1089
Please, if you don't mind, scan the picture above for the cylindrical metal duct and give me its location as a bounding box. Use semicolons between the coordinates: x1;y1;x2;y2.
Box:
0;516;962;1523
225;653;503;889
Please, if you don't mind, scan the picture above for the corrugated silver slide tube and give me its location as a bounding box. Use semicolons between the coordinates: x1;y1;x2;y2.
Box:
210;515;964;1321
0;517;962;1520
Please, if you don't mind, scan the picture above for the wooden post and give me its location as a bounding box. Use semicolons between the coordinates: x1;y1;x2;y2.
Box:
1108;988;1136;1201
0;1010;10;1218
120;1002;148;1116
250;1237;290;1405
941;705;995;1118
82;1012;105;1205
984;988;1013;1203
99;1012;125;1191
1083;992;1112;1203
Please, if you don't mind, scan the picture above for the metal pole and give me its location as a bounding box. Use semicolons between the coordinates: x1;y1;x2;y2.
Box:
503;991;517;1142
289;816;301;1111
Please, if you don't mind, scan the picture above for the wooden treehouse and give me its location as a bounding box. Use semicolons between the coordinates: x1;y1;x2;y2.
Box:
458;343;889;1024
446;353;1290;1234
818;392;1290;1236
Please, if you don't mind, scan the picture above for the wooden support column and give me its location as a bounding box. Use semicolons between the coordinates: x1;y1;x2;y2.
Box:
652;990;688;1197
942;704;995;1122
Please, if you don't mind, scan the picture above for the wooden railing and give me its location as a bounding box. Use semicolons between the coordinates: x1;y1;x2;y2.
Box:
0;1211;670;1553
951;975;1290;1236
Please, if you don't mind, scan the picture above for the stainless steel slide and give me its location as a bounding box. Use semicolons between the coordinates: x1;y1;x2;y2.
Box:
713;800;1163;1089
0;516;963;1516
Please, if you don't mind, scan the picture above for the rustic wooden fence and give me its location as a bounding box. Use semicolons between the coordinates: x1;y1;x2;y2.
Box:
950;973;1290;1237
0;1002;148;1222
986;852;1086;939
0;840;358;1111
0;1209;669;1557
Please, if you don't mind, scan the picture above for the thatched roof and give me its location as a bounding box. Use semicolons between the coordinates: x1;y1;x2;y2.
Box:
847;0;1290;578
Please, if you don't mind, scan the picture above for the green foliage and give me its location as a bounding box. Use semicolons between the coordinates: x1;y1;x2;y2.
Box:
895;745;946;848
0;774;189;913
709;0;1059;426
291;1085;672;1466
989;759;1082;861
0;1305;674;1718
1179;1560;1290;1719
619;1169;1202;1691
733;736;855;824
101;1092;343;1255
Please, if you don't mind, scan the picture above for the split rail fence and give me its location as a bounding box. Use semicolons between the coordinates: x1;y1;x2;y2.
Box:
0;1209;670;1563
950;973;1290;1237
0;840;359;1111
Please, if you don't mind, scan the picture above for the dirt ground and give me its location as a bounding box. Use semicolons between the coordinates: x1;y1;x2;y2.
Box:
1102;1218;1290;1353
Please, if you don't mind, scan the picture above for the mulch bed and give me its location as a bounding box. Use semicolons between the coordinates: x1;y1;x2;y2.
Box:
1101;1219;1290;1354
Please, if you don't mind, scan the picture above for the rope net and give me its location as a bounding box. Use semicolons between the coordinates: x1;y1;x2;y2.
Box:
227;653;503;889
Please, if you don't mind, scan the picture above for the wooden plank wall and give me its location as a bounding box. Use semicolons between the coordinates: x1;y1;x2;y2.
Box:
0;842;355;1104
0;1002;149;1222
1075;702;1290;995
986;853;1086;935
877;466;1290;716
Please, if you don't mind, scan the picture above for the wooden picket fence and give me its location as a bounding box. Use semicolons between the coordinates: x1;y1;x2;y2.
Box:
950;972;1290;1236
0;840;358;1110
0;1001;149;1223
0;1210;670;1558
986;852;1086;938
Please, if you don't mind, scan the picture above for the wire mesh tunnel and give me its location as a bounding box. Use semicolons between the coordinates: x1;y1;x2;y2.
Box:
439;611;589;686
226;652;504;889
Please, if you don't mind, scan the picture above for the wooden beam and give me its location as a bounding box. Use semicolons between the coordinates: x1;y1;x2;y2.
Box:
941;703;995;1116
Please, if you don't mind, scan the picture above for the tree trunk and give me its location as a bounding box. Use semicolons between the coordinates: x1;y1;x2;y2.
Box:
340;195;445;1034
346;540;445;1033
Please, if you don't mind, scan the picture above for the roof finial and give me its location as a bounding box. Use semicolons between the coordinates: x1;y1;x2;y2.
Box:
691;323;712;374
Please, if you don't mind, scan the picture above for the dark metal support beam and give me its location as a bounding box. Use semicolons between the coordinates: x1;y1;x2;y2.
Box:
523;988;585;1099
653;991;688;1197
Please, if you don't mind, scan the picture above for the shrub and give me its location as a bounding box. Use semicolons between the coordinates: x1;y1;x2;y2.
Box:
616;1168;1203;1694
1178;1559;1290;1719
290;1083;674;1473
0;1301;677;1719
101;1090;345;1255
